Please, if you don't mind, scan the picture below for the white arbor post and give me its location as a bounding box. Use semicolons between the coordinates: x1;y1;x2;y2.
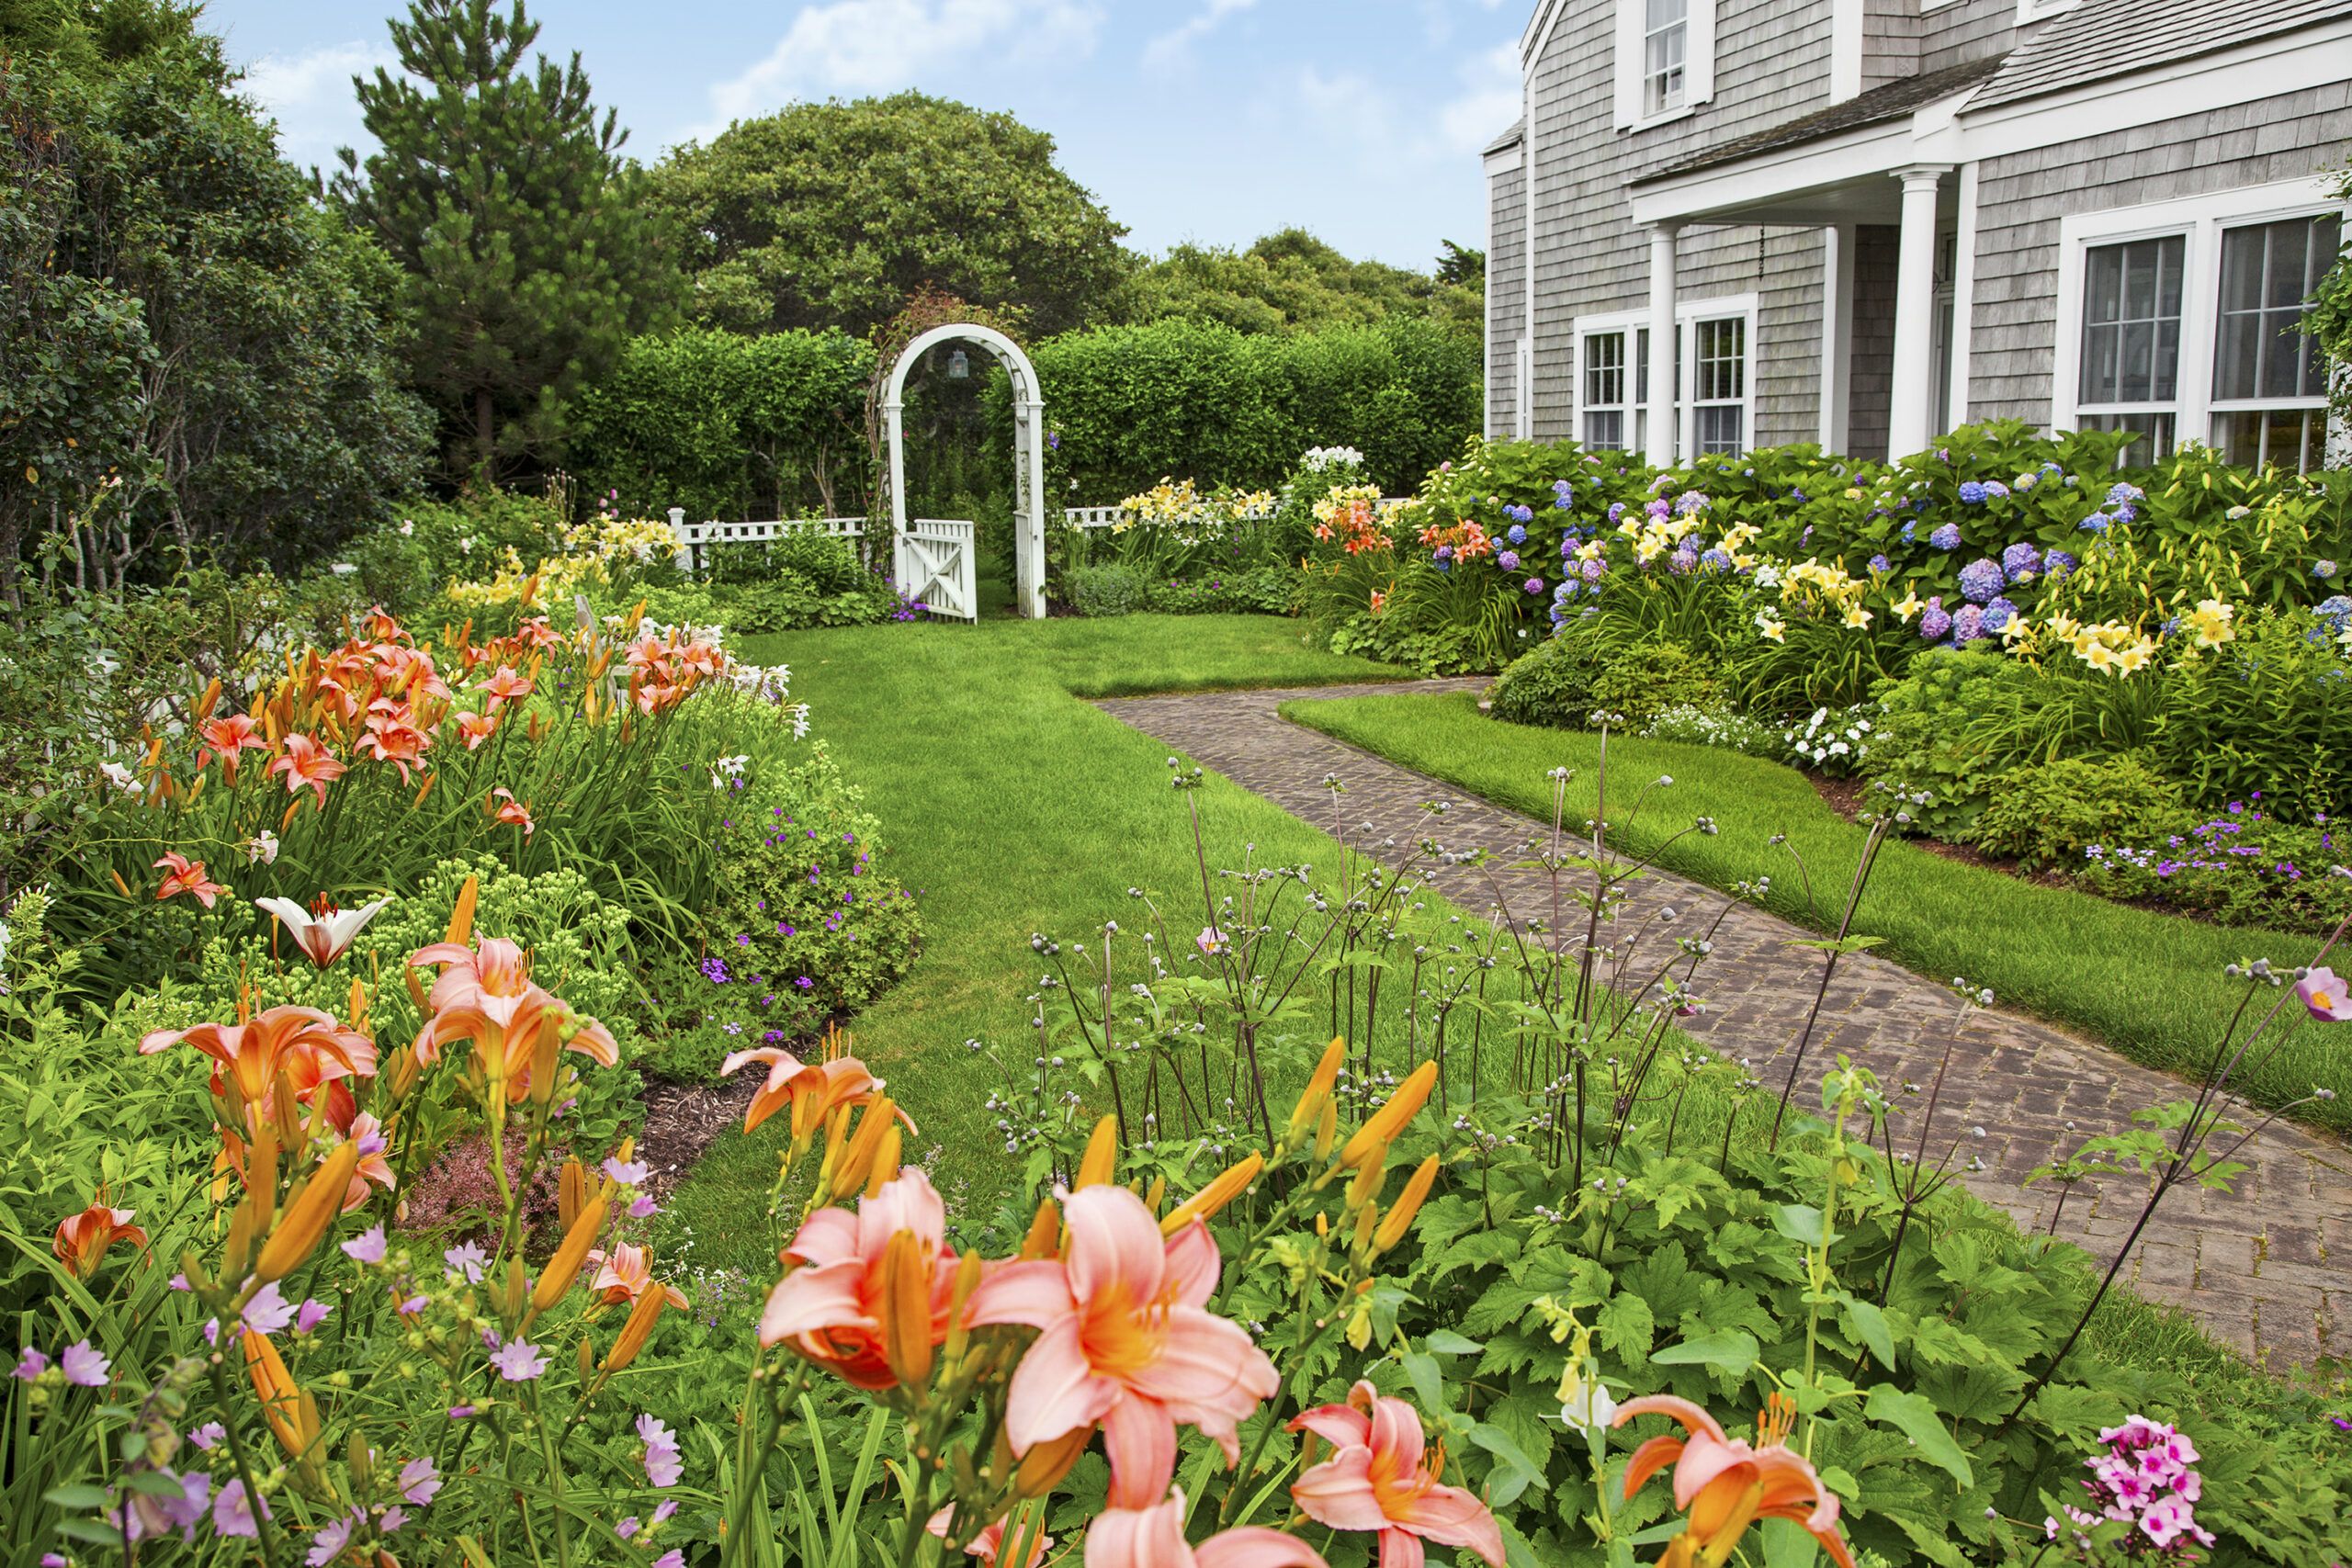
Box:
1645;222;1681;467
881;322;1050;620
1887;165;1951;461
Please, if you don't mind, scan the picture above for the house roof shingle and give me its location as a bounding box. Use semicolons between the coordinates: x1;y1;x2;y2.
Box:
1485;119;1525;154
1970;0;2347;110
1634;55;2007;184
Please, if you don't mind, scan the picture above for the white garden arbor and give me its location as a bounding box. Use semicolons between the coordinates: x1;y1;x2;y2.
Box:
882;323;1048;620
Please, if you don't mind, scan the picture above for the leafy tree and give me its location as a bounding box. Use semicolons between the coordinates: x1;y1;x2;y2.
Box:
1122;228;1481;337
649;92;1131;340
0;0;429;593
2307;157;2352;434
333;0;678;476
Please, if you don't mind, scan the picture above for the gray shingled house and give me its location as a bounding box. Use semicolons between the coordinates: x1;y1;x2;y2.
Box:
1482;0;2351;470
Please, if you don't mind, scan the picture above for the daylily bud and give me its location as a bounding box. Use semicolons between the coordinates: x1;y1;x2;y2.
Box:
1345;1156;1386;1216
1143;1175;1165;1213
1340;1061;1437;1170
1074;1114;1118;1190
578;1335;596;1384
1159;1153;1263;1236
254;1140;360;1281
533;1198;609;1314
943;1250;985;1365
831;1099;899;1199
244;1331;313;1459
864;1123;903;1199
1313;1099;1339;1164
1287;1036;1347;1144
1019;1198;1059;1260
1351;1202;1379;1261
1374;1155;1440;1253
559;1159;587;1229
1012;1424;1092;1497
444;877;478;946
502;1257;528;1325
879;1229;933;1389
528;1019;562;1108
347;1429;373;1491
603;1280;671;1374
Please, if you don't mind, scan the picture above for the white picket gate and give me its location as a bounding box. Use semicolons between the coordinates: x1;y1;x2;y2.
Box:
663;508;978;623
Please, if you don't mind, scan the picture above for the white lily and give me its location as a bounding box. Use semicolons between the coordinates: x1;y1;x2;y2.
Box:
254;896;391;969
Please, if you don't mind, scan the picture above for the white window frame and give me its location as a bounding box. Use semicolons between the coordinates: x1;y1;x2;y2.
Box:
2052;179;2349;469
1612;0;1713;131
1573;293;1758;457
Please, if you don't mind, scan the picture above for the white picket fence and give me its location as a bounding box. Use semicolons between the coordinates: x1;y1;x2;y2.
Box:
663;508;977;624
1057;497;1413;531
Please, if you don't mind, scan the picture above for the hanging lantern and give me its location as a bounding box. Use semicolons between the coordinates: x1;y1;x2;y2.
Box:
946;348;970;380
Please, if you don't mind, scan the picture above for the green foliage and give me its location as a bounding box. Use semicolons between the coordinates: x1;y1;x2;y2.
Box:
333;0;679;475
649;91;1130;339
1061;560;1149;617
1121;228;1481;337
0;27;429;581
2144;607;2352;821
1489;631;1717;729
568;328;875;523
1973;753;2189;871
997;316;1481;499
1861;653;2020;840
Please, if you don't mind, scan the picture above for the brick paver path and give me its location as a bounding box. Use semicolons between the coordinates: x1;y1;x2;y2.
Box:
1097;679;2348;1369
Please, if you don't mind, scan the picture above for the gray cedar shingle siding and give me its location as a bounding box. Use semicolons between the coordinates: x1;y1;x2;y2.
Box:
1488;154;1527;436
1861;0;1922;92
1506;0;1839;442
1846;225;1900;459
1966;83;2352;427
1641;54;2007;183
1919;0;2018;76
1970;0;2348;110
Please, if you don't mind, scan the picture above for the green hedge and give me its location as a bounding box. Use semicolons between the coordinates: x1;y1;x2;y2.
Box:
989;317;1480;499
567;328;875;523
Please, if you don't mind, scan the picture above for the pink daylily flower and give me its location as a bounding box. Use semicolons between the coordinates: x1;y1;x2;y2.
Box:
758;1168;961;1389
1083;1489;1326;1568
964;1184;1276;1506
1289;1381;1505;1568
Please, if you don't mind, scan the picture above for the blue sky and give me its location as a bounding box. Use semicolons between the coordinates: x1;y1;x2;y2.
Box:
205;0;1525;270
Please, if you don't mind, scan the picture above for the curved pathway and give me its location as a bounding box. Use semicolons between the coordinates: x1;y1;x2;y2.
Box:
1096;679;2348;1370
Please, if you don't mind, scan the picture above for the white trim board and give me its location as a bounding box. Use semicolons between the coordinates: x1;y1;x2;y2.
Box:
1572;292;1761;457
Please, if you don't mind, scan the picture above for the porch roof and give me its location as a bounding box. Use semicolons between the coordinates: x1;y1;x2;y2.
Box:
1635;55;2006;186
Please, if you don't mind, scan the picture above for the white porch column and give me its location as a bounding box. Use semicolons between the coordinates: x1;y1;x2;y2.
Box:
1818;224;1852;453
1887;164;1951;460
1645;222;1680;467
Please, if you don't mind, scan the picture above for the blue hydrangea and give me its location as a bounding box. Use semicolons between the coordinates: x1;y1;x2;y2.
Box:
2315;559;2338;580
1929;524;1962;550
1668;547;1699;576
2107;481;2143;505
2045;548;2077;581
2001;542;2041;581
1561;537;1577;558
1952;604;1986;643
2314;595;2352;636
2115;503;2138;525
1958;480;1989;504
1984;480;2010;501
2078;513;2110;534
1607;502;1627;524
1555;579;1579;602
1700;547;1734;574
1506;503;1534;524
1555;493;1574;509
1900;520;1917;545
1507;525;1527;545
1918;599;1952;640
1980;597;2018;635
1790;489;1808;503
1552;479;1573;496
1958;558;2004;604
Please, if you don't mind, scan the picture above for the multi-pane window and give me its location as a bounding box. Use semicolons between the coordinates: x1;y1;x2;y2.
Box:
1583;332;1627;449
1692;317;1746;454
1643;0;1688;117
2076;235;2186;458
2211;212;2341;471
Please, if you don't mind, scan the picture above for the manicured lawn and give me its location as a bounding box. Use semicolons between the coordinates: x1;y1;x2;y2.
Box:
1284;690;2352;1137
661;612;1408;1271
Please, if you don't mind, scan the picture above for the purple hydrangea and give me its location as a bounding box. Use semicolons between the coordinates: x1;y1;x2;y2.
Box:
1868;553;1890;574
1506;525;1527;545
1958;480;1989;504
1607;501;1627;524
1496;550;1520;570
1981;597;2018;636
1918;597;1952;641
1900;520;1917;544
1929;524;1962;551
1668;547;1699;576
2107;481;2143;505
2045;548;2077;580
1957;558;2005;604
1984;480;2011;500
1700;547;1734;574
1952;604;1987;642
1581;558;1605;583
1524;577;1545;594
2002;541;2041;581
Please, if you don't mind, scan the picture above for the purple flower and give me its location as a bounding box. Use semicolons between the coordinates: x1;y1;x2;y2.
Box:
604;1156;650;1186
2002;541;2041;581
59;1340;108;1387
1524;578;1544;594
213;1479;267;1538
293;1299;332;1337
488;1337;548;1382
307;1511;356;1566
1981;597;2018;636
341;1224;387;1264
1506;524;1527;545
1957;558;2004;604
189;1421;226;1450
617;1517;643;1540
1928;524;1962;551
1952;604;1986;642
654;1553;686;1568
1496;550;1520;570
2045;548;2077;581
401;1456;443;1506
445;1242;489;1283
639;1413;684;1487
13;1347;48;1381
1867;554;1890;574
1958;480;1988;503
629;1193;659;1218
1918;597;1952;641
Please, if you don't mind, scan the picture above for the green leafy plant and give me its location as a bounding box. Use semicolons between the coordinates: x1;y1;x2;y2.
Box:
1973;753;2190;871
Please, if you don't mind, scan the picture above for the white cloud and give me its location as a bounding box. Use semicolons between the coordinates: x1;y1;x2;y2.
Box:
1435;39;1521;157
698;0;1102;139
1142;0;1260;77
239;41;392;173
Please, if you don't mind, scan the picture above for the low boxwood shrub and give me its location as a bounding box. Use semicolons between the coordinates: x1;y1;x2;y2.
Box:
1062;561;1151;616
1973;752;2190;871
1491;634;1715;729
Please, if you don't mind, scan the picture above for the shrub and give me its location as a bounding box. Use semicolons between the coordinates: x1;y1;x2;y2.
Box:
1973;752;2191;870
1641;701;1790;759
2084;803;2352;935
1062;561;1151;616
1490;634;1713;729
1487;631;1606;727
1865;652;2029;840
1589;640;1723;727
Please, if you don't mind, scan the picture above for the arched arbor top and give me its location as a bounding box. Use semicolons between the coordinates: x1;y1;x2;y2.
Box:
881;322;1047;618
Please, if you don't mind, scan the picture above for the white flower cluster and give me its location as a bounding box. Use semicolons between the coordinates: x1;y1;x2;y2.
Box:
1782;705;1876;773
1640;704;1786;760
1299;446;1366;473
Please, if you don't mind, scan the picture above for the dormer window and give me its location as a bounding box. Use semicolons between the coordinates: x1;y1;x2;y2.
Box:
1644;0;1688;117
1613;0;1713;129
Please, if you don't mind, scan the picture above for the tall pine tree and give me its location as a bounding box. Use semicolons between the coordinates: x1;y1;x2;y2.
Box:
332;0;676;477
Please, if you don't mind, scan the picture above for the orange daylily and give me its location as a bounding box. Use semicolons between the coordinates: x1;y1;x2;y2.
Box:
720;1046;909;1141
487;787;534;836
479;665;535;711
409;935;620;1094
140;1005;379;1122
757;1168;961;1389
456;709;500;750
153;852;227;909
53;1198;148;1278
1611;1394;1855;1568
588;1242;691;1310
269;734;347;809
197;712;268;779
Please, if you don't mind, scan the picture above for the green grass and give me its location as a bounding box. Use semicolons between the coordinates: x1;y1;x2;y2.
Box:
662;611;1408;1270
1283;691;2352;1137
